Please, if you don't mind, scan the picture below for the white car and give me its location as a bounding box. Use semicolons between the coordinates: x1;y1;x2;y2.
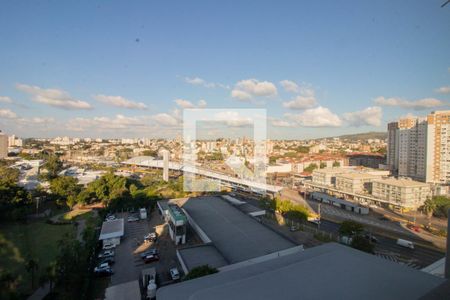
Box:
105;215;116;222
170;267;180;280
98;250;115;258
102;243;116;250
127;216;139;222
94;263;110;272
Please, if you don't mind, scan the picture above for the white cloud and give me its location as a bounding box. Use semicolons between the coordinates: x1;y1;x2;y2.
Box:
174;99;195;109
198;99;207;108
343;106;382;127
185;77;206;85
279;80;300;93
0;96;12;103
93;94;147;110
231;90;252;102
0;109;17;119
435;86;450;94
152;113;179;127
184;76;227;89
285;106;342;127
174;98;208;109
374;96;446;110
16;117;55;126
283;95;317;109
271;119;296;127
213;111;253;127
231;79;277;101
16;83;92;110
67;114;151;132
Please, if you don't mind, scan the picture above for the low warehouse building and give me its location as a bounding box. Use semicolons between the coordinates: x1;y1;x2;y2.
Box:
99;218;124;246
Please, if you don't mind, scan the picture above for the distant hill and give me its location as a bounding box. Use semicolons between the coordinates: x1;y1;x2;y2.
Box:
325;131;387;141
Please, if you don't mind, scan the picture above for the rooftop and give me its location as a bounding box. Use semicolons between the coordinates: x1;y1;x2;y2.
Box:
336;172;382;180
157;243;444;300
174;196;295;264
99;218;124;240
373;178;430;188
178;245;228;272
168;205;187;223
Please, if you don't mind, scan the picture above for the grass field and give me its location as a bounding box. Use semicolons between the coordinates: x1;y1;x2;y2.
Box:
0;219;75;296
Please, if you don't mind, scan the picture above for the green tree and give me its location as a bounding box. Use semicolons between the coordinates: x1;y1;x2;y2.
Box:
351;235;375;254
25;258;39;290
319;162;327;169
431;196;450;218
39;262;57;294
422;198;436;219
339;220;364;236
183;265;218;281
43;155;63;180
50;176;81;207
304;163;318;173
0;271;18;300
332;161;340;167
142;150;157;157
0;167;20;186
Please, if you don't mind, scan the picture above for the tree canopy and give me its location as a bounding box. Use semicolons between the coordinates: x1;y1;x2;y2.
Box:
339;220;364;236
183;265;218;281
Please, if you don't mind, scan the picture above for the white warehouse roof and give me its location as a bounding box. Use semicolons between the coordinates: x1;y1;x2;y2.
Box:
99;218;124;240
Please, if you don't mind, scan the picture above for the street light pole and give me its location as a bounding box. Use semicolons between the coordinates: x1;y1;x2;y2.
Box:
318;203;321;231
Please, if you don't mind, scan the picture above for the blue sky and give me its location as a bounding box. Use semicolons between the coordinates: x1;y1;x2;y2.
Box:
0;0;449;139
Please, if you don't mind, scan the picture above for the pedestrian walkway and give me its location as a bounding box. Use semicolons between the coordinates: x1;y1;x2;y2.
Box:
375;252;421;270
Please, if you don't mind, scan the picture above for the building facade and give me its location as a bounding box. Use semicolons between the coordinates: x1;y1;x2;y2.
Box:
387;110;450;185
426;110;450;184
335;173;382;194
371;178;431;210
0;131;8;159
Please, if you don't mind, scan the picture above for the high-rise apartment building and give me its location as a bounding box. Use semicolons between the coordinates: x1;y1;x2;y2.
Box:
0;131;8;159
387;110;450;184
387;122;399;173
426;110;450;184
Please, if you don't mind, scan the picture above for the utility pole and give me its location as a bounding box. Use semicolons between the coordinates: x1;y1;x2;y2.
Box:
318;203;321;231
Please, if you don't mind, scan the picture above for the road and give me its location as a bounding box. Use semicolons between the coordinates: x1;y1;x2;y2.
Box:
316;219;444;269
233;191;445;270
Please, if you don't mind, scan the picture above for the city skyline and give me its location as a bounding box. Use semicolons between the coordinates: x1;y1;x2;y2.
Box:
0;1;450;139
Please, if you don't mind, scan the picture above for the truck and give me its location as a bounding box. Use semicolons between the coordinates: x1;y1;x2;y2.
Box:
140;208;147;220
396;239;414;249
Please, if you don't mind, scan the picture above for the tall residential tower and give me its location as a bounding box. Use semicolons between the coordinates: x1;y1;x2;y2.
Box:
387;110;450;185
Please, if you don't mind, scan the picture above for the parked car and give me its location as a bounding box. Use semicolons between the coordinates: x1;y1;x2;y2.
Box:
102;243;116;250
363;234;378;243
95;262;110;271
143;254;160;264
140;248;159;258
98;250;115;258
100;257;115;265
407;224;421;232
127;215;139;222
144;232;158;242
105;215;116;222
94;266;113;277
169;267;180;280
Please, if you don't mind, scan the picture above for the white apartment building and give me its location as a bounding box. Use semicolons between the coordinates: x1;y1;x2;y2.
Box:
371;178;431;210
9;135;23;147
387;111;450;185
426;110;450;184
312;168;351;186
0;131;8;159
335;173;382;194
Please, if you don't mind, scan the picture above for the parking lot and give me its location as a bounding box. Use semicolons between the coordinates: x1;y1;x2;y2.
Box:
102;209;183;290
